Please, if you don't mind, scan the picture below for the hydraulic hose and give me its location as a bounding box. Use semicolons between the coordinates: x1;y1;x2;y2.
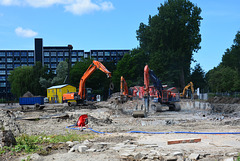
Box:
66;125;240;135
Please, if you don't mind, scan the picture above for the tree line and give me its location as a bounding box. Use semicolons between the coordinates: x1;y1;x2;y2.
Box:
7;0;240;99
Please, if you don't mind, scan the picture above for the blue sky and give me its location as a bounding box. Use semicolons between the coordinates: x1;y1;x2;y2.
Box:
0;0;239;72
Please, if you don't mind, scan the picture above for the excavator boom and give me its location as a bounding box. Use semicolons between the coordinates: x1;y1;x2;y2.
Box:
120;76;128;96
63;60;112;105
78;60;111;99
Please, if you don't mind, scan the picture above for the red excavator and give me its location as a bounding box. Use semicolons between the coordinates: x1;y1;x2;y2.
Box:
63;60;112;106
133;65;181;118
144;65;181;112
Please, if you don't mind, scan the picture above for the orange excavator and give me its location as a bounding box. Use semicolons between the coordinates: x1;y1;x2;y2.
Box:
118;76;130;103
133;65;181;117
63;60;112;106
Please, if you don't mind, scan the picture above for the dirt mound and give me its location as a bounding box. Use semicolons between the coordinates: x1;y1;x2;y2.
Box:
88;115;112;126
22;91;34;97
208;96;240;104
0;110;21;136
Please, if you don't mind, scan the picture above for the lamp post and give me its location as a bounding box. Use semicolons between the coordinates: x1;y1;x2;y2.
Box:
66;44;73;84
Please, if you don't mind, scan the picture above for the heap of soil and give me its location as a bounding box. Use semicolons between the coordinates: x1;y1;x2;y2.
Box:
208;96;240;104
22;91;34;97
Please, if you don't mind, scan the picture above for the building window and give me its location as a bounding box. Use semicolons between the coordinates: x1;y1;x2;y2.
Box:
118;52;124;56
53;70;56;74
64;52;69;57
28;52;34;56
58;52;63;56
105;52;110;56
0;76;5;81
0;64;5;69
48;90;50;93
51;64;56;68
44;52;49;56
111;52;116;56
7;64;13;69
0;52;5;57
72;58;77;62
0;83;6;87
21;58;27;62
59;89;61;92
21;52;27;57
98;52;103;56
51;58;56;62
92;52;97;56
78;58;82;62
14;58;20;62
7;52;12;56
78;52;84;56
98;58;103;62
7;58;12;63
0;58;5;63
28;58;34;62
44;58;49;62
51;52;56;57
14;52;20;56
0;70;6;75
14;64;20;68
28;64;34;66
58;58;63;62
52;89;54;93
84;54;88;58
7;70;11;75
72;52;77;56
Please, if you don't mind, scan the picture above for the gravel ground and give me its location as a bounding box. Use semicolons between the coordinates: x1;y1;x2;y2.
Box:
1;99;240;161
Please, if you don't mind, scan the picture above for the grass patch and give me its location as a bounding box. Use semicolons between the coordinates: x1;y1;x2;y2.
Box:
0;132;96;155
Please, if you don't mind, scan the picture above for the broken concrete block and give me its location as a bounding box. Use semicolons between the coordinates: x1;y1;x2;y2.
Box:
188;153;199;160
66;141;74;147
86;148;96;152
68;147;75;153
225;152;239;157
172;152;183;156
134;153;143;160
223;157;234;161
78;145;88;153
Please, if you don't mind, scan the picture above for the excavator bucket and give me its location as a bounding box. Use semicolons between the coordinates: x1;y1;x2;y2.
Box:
132;104;147;118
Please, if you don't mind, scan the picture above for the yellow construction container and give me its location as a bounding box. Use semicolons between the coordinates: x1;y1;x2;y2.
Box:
47;84;76;103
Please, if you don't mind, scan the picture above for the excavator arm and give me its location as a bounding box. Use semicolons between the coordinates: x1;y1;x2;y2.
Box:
78;60;111;100
120;76;128;96
181;82;194;98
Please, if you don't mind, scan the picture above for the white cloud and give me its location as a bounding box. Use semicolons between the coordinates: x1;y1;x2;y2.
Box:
0;0;20;6
65;0;114;15
0;0;114;15
15;27;38;38
24;0;71;8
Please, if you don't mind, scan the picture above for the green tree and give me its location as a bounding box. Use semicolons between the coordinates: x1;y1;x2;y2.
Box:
136;0;202;88
69;59;115;100
189;63;206;90
8;66;33;98
112;48;148;91
9;62;51;98
207;65;239;92
222;31;240;72
52;61;68;85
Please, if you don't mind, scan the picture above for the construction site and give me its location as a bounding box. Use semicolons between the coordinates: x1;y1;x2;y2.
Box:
0;60;240;161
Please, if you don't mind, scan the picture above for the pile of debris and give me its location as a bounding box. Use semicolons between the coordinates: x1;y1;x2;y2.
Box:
0;110;20;147
208;96;240;104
